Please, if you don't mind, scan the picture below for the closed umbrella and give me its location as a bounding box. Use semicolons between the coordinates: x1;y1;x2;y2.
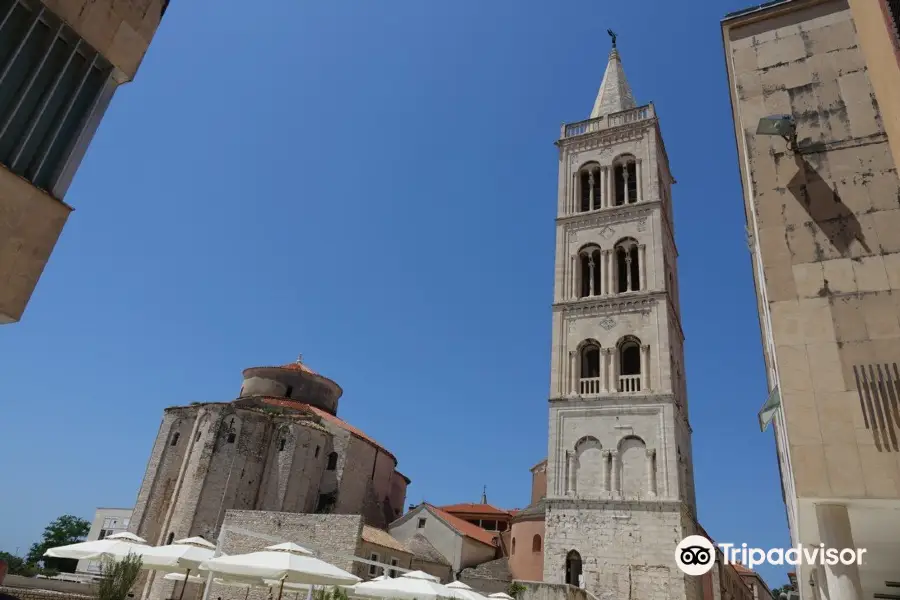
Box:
44;532;147;562
201;542;360;600
351;570;451;600
140;537;218;600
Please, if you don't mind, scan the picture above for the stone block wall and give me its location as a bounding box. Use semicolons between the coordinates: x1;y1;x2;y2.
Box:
725;0;900;501
543;501;700;600
0;587;93;600
161;511;365;600
515;581;590;600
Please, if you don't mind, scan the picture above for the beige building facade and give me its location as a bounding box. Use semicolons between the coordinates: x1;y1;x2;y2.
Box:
0;0;167;324
722;1;900;599
543;42;701;600
75;507;133;576
848;0;900;164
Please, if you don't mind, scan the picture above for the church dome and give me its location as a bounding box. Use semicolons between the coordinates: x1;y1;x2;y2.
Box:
239;355;343;415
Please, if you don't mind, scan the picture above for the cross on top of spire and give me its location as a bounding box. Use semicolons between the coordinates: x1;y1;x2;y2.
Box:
589;31;637;119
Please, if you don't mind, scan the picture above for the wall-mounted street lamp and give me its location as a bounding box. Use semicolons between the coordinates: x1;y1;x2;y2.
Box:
756;114;798;152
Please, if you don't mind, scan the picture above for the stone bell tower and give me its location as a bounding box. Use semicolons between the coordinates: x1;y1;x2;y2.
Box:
542;36;702;600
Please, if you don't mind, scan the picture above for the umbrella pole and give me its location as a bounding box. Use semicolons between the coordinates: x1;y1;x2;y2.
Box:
276;578;286;600
179;569;191;600
244;588;250;600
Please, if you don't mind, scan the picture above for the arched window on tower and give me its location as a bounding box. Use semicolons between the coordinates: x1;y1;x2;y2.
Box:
532;534;542;552
578;246;603;298
613;155;638;206
579;341;601;395
618;336;643;393
614;238;641;293
565;550;582;586
170;432;180;447
166;532;175;545
578;164;602;212
326;452;338;470
512;538;517;555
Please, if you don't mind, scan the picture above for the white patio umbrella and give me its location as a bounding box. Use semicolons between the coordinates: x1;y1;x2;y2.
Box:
166;572;270;600
44;532;148;562
351;570;451;600
489;593;515;600
445;580;489;600
141;537;218;600
200;542;360;600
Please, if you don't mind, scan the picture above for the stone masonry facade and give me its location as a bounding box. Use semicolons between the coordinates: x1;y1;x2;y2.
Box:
542;47;702;600
129;359;409;600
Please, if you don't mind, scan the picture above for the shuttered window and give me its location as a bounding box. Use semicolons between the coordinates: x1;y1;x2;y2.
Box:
0;0;115;198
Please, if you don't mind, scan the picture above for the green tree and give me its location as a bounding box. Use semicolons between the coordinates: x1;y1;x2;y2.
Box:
26;514;91;573
772;585;795;599
97;553;143;600
508;582;527;599
0;551;36;577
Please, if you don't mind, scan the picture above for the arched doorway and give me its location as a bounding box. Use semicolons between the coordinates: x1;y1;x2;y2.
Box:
565;550;582;586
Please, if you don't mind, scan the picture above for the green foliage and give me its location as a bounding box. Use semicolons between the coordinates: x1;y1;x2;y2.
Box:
0;551;36;576
508;582;527;598
312;586;350;600
0;550;62;578
772;585;795;599
26;514;91;573
97;553;143;600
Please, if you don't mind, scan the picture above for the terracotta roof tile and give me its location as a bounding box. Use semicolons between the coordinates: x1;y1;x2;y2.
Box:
426;504;497;547
731;563;753;575
258;398;396;461
279;360;319;375
361;526;410;554
438;503;511;516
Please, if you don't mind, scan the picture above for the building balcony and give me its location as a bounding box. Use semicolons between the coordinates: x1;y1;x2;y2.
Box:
560;104;655;140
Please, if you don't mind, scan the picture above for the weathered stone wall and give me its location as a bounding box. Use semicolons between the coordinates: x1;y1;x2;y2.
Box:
543;501;699;600
0;587;93;600
515;581;589;600
195;511;364;600
725;0;900;502
258;421;329;513
458;575;510;596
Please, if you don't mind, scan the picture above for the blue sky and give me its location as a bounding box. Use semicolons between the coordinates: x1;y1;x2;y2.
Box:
0;0;790;588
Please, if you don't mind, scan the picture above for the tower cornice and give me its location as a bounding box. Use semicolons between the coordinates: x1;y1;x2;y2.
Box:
557;116;656;151
555;200;658;226
551;290;665;312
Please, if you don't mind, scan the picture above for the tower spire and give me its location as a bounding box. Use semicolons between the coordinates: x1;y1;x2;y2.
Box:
481;485;487;504
589;33;636;119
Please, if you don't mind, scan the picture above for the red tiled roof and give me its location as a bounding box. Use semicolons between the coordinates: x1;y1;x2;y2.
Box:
425;504;497;547
439;503;512;517
258;398;396;461
279;361;319;375
732;563;753;575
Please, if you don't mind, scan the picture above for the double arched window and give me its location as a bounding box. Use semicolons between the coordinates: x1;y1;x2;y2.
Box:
569;155;643;215
574;336;647;395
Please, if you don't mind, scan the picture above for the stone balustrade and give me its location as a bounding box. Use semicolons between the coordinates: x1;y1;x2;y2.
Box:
561;104;654;139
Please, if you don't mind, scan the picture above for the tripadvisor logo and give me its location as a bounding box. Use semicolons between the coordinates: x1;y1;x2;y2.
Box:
675;536;716;576
674;535;868;575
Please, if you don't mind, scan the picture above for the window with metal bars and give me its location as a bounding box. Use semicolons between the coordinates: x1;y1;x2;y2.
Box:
0;0;115;198
888;0;900;43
